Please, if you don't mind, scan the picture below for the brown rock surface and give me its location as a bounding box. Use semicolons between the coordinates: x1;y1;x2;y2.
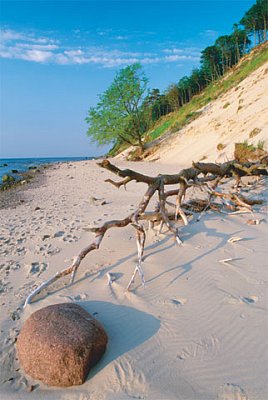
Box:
16;303;108;387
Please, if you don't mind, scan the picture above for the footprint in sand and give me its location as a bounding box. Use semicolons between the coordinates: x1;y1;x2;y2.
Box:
178;334;220;361
223;295;258;305
241;295;258;304
28;262;48;277
217;383;248;400
114;360;146;398
62;234;79;242
59;293;88;301
166;297;188;306
153;297;187;307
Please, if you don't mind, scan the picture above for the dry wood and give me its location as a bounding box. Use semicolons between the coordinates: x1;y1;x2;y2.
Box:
24;159;267;306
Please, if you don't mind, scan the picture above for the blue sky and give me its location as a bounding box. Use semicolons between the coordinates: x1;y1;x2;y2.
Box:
0;0;255;158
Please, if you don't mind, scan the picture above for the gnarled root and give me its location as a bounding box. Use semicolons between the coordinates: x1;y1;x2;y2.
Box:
24;159;266;306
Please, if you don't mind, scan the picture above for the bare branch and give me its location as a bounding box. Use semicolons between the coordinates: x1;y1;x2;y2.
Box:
24;159;266;306
105;177;132;189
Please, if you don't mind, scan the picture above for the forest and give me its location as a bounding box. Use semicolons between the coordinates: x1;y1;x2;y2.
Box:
86;0;268;152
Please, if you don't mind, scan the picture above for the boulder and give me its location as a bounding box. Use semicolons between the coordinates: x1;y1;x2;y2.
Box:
2;174;15;183
16;303;108;387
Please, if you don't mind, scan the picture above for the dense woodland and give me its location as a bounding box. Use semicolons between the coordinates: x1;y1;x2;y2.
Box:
86;0;268;151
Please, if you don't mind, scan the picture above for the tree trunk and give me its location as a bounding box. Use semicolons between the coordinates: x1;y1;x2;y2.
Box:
263;17;267;42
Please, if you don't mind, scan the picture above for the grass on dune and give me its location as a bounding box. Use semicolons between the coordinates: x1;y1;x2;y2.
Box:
146;43;268;143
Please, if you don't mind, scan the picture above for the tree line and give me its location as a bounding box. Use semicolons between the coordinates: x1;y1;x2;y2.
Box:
86;0;268;151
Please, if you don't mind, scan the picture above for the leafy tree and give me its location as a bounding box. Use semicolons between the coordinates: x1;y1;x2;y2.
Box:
165;84;181;111
86;63;149;150
240;0;268;45
143;88;162;122
189;68;206;94
231;24;251;62
145;89;172;121
85;0;266;154
201;45;222;81
215;35;233;73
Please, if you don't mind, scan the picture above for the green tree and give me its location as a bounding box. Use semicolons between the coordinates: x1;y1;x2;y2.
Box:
201;45;222;81
189;68;206;94
240;0;268;45
86;63;149;151
165;84;181;111
231;25;251;63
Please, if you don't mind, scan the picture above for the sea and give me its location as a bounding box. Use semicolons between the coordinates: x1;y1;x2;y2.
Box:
0;157;94;182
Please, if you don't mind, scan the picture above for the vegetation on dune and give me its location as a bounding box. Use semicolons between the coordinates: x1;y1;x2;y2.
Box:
234;140;267;163
147;42;268;142
86;63;150;152
85;0;268;156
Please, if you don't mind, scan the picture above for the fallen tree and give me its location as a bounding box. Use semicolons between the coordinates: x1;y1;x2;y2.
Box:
24;159;267;307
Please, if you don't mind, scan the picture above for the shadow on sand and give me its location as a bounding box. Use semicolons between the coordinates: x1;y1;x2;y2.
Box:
77;300;160;380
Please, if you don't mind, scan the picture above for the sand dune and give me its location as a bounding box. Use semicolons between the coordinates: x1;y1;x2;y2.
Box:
145;61;268;166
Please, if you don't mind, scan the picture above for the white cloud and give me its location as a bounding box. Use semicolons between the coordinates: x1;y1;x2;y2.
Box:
1;29;27;41
164;54;199;62
163;48;184;54
16;43;59;50
23;50;53;62
200;29;219;38
0;28;201;67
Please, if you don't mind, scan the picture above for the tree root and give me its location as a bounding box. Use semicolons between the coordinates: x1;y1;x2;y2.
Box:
24;159;267;306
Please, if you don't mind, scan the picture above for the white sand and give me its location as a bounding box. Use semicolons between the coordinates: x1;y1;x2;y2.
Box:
0;159;267;400
1;61;268;400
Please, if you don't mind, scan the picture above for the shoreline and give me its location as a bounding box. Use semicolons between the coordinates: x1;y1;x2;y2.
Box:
0;158;267;399
0;158;96;208
0;157;95;191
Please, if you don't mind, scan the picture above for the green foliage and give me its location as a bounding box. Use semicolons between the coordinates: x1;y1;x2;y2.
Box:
148;119;175;140
86;63;149;150
2;174;15;184
234;139;267;162
243;140;255;150
257;140;265;149
223;102;230;108
85;1;268;157
240;0;268;45
142;43;268;146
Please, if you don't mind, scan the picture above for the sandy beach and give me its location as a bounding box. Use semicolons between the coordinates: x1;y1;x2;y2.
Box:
0;158;267;400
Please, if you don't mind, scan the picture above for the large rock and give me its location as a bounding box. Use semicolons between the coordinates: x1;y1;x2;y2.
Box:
2;174;15;183
16;303;108;387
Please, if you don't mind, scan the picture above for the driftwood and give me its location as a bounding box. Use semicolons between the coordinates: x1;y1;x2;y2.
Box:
24;159;267;307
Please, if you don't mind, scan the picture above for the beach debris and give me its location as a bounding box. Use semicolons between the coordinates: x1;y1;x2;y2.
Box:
219;258;234;264
16;303;108;387
228;236;243;243
106;272;115;285
88;196;98;205
23;159;267;306
246;218;260;225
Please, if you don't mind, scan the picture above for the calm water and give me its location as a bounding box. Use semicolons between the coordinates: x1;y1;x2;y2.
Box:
0;157;93;182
